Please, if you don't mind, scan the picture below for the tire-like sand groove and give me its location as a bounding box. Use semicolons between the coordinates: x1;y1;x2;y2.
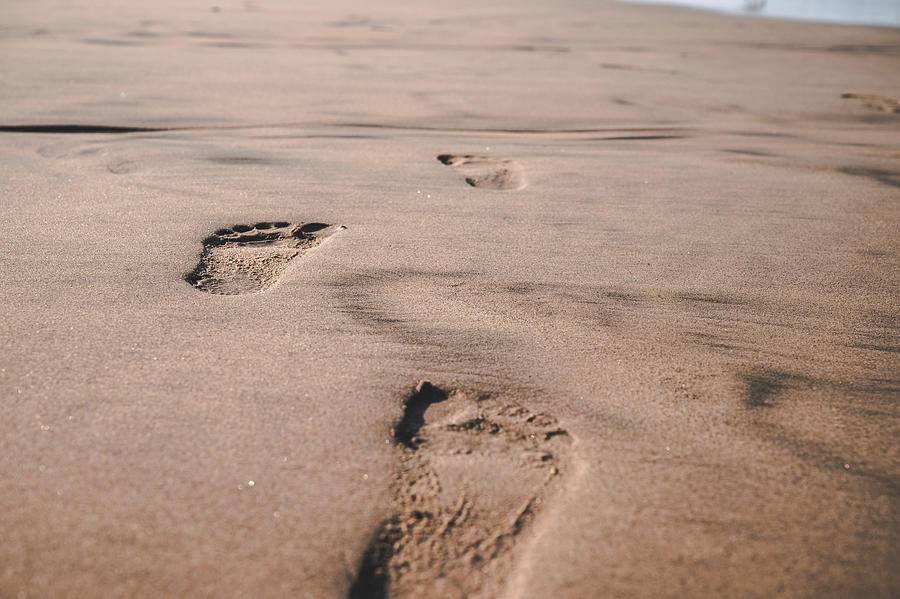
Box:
186;221;345;295
349;381;569;599
437;154;526;190
0;124;170;134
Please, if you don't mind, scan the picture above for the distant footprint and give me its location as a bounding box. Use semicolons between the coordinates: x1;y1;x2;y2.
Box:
437;154;526;190
350;381;569;599
186;221;345;295
841;93;900;114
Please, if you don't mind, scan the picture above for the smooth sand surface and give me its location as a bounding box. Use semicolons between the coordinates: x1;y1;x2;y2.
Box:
1;1;898;597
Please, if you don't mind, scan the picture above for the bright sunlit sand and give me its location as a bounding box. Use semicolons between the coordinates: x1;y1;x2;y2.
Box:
1;0;898;597
622;0;900;27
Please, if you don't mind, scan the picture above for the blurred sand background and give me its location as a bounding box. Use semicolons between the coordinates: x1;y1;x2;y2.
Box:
1;0;898;597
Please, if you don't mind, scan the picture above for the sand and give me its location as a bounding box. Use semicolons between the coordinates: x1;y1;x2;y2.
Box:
1;0;898;597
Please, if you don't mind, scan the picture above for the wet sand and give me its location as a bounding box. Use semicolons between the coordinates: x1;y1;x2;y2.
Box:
1;1;898;597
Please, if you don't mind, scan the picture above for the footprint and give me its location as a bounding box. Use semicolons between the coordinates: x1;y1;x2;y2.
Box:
185;221;345;295
437;154;526;190
350;381;569;599
841;93;900;114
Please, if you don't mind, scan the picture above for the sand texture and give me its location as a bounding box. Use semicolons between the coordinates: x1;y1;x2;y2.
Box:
1;1;898;598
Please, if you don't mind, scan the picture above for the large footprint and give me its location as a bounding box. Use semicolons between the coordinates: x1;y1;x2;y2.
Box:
350;381;569;599
186;221;345;295
437;154;526;190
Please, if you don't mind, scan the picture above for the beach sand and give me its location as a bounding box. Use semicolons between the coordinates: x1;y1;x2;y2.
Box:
1;1;898;597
